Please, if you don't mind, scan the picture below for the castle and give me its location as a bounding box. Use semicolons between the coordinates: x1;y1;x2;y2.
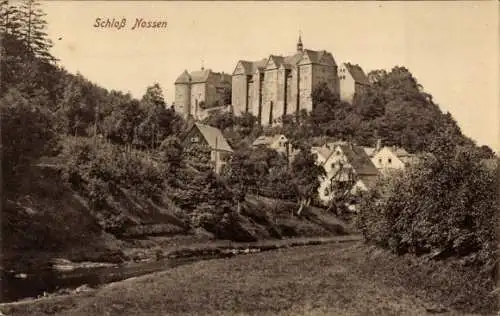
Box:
174;68;232;120
174;36;369;125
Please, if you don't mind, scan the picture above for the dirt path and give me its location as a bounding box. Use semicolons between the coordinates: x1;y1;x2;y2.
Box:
0;242;473;316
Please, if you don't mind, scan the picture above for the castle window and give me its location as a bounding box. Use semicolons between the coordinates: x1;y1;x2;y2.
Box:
191;136;199;143
388;158;392;164
378;158;382;164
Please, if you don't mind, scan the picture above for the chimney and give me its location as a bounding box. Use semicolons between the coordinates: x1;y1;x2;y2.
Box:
376;138;382;151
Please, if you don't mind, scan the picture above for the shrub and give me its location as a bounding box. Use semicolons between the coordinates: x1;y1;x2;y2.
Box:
357;149;499;270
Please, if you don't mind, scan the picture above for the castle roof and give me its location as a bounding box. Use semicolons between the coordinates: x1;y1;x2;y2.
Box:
343;63;369;85
234;48;335;75
175;69;232;84
237;59;267;74
175;70;191;84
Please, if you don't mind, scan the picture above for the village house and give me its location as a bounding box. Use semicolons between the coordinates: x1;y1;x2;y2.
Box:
252;134;290;154
174;68;232;120
312;143;379;205
252;134;301;162
181;123;233;174
371;145;416;174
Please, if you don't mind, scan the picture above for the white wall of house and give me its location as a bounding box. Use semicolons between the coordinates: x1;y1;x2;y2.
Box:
371;147;405;172
315;146;353;205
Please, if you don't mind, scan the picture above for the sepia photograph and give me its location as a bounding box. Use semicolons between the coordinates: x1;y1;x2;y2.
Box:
0;1;498;315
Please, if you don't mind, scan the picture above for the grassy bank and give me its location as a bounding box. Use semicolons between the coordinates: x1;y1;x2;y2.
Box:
3;242;494;316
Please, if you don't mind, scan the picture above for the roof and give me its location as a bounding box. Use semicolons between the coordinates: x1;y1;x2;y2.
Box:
336;144;379;176
235;49;335;75
174;70;191;84
357;174;379;190
312;146;333;161
192;123;233;152
363;147;376;157
236;59;267;75
175;69;231;84
252;134;287;147
344;63;369;85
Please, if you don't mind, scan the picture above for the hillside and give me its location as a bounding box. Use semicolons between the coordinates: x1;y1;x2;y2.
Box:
2;156;350;274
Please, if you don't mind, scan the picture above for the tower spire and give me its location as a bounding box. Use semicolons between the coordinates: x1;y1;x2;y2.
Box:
297;30;303;52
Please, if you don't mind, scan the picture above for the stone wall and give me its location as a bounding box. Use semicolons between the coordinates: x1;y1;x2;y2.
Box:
174;84;190;118
189;83;206;118
231;74;248;116
312;64;339;97
298;65;313;112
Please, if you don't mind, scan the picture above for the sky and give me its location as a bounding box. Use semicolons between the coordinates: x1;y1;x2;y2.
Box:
42;1;499;151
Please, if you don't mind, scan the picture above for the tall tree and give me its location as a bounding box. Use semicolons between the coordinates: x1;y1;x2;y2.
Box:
137;83;180;150
18;0;55;62
290;145;325;216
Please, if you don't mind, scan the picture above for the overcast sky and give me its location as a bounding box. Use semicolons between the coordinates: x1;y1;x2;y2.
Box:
43;1;499;151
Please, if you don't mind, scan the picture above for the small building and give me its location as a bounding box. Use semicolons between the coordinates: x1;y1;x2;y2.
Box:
313;143;379;205
181;123;233;174
371;145;416;174
252;134;290;155
174;68;232;121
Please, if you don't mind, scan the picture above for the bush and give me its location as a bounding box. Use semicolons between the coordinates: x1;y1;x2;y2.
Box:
60;137;166;205
357;149;499;270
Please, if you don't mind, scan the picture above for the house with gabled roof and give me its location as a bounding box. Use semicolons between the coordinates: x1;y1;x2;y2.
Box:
252;134;289;153
371;145;417;174
181;123;233;174
313;143;380;205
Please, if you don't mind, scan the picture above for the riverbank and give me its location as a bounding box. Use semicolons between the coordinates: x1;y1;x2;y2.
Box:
1;235;361;304
2;241;495;316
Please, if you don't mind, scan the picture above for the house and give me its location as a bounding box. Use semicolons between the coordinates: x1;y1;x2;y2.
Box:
371;145;416;173
181;123;233;174
252;134;290;154
313;143;379;205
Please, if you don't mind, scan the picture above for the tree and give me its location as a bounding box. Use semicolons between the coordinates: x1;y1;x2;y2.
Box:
357;145;498;269
17;0;55;62
290;145;325;216
137;83;179;150
1;87;56;191
103;99;145;147
159;135;183;174
223;146;269;213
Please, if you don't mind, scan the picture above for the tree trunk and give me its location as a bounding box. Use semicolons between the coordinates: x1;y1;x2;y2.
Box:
297;199;305;216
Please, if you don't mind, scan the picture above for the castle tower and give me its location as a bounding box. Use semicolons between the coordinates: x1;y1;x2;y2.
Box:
297;33;303;52
174;70;192;119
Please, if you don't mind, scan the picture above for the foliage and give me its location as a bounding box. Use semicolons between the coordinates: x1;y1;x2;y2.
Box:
290;145;326;214
356;143;499;270
136;83;183;150
201;111;261;149
59;137;165;206
1;87;57;191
